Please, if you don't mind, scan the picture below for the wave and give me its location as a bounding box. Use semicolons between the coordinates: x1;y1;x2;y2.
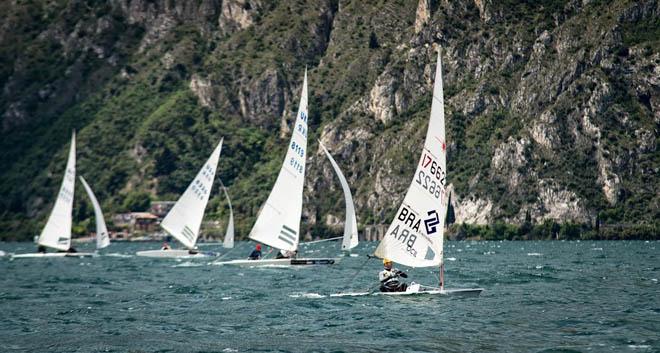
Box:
289;292;326;299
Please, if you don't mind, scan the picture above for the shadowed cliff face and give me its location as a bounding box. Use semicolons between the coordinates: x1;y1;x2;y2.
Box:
0;0;657;240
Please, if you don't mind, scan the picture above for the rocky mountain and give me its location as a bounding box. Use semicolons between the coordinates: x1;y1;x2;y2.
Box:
0;0;658;240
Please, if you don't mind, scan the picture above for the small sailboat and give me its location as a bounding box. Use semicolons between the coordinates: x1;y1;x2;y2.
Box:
13;132;96;258
215;71;338;267
332;51;482;297
318;141;358;251
136;139;223;258
79;176;110;251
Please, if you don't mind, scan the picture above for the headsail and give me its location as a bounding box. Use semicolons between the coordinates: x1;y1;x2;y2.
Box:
38;132;76;251
221;182;234;249
319;141;358;251
249;70;308;251
374;51;447;268
160;139;223;249
79;176;110;249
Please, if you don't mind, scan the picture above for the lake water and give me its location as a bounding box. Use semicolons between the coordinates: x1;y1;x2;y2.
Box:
0;241;658;352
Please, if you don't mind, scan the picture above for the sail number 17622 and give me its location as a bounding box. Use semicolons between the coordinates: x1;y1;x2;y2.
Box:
416;153;446;201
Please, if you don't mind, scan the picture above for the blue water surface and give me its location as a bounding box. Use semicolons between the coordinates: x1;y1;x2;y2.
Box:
0;240;658;352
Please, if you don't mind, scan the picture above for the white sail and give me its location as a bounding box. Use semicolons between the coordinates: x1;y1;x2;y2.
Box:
249;70;308;251
221;182;234;249
319;141;358;251
374;52;447;268
79;176;110;249
38;132;76;251
160;139;223;249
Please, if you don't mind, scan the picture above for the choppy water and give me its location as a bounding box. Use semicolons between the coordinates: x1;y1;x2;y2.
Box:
0;241;658;353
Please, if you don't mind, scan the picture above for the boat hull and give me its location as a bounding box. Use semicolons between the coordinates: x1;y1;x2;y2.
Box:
135;249;215;259
213;257;339;267
330;286;483;297
11;252;97;259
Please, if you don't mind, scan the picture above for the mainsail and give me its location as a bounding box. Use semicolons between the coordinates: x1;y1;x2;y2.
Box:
374;52;448;268
249;71;308;251
79;176;110;249
319;141;358;251
221;182;234;249
160;139;223;249
38;132;76;251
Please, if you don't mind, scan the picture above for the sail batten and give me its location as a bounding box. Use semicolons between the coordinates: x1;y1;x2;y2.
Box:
38;132;76;251
249;71;308;251
79;176;110;249
374;52;447;268
319;141;358;251
160;139;223;249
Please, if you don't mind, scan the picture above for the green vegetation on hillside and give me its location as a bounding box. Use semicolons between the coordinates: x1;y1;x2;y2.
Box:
0;0;658;241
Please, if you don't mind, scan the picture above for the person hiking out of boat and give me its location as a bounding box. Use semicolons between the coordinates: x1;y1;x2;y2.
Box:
37;245;47;253
188;247;199;255
276;249;297;259
161;242;171;250
248;244;262;260
379;258;408;292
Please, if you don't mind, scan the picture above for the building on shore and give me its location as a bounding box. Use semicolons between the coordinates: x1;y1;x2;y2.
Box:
112;212;159;234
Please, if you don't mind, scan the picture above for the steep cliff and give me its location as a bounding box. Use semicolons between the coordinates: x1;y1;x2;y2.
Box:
0;0;657;240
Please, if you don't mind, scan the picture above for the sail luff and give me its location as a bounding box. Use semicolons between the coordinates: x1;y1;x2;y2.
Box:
248;70;308;251
318;141;359;251
38;132;76;251
374;51;447;268
160;138;223;249
79;176;110;249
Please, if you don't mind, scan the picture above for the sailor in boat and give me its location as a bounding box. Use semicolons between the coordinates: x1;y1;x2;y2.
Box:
161;242;171;250
275;249;297;259
37;245;47;253
57;247;77;253
188;246;199;255
379;258;409;292
248;244;262;260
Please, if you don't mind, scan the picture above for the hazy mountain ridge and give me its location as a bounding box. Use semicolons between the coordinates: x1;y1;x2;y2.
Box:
0;0;657;240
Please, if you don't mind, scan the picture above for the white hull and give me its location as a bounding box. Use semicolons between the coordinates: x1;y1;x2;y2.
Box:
11;252;97;259
213;257;339;267
135;249;215;259
330;286;483;298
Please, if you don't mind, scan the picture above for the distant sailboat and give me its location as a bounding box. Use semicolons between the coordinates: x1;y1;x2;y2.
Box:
332;51;482;296
221;181;234;249
136;139;223;258
79;176;110;250
13;132;96;258
215;71;337;266
319;141;358;251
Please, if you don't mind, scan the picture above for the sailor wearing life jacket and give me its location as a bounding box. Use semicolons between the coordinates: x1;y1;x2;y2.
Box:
379;258;408;292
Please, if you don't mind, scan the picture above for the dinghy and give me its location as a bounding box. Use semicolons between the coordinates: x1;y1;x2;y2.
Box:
215;71;338;267
333;51;483;297
319;141;358;251
79;176;110;251
13;133;96;259
136;139;223;259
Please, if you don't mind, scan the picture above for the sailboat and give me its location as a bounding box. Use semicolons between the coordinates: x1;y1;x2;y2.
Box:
318;141;358;251
136;139;223;258
332;51;482;296
79;176;111;251
13;132;96;258
215;71;338;266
